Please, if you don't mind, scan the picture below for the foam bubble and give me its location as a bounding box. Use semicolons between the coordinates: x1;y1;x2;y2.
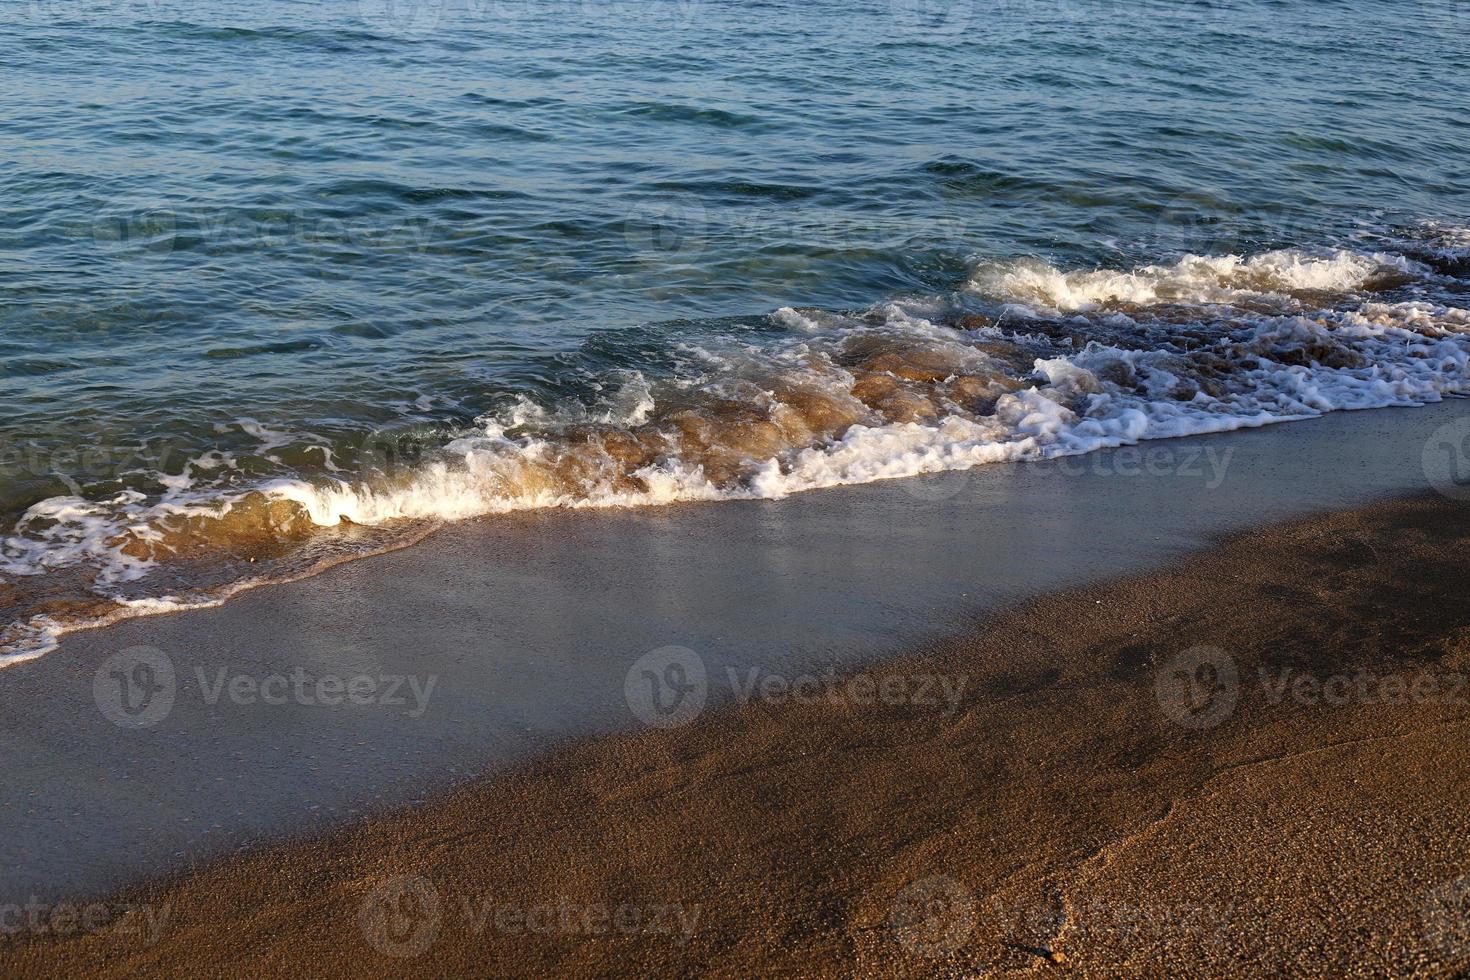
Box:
4;236;1469;665
967;248;1423;313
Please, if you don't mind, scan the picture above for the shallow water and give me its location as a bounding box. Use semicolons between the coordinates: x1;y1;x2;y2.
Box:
1;0;1467;659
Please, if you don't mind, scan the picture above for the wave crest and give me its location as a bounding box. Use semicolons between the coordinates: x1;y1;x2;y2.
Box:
5;235;1470;664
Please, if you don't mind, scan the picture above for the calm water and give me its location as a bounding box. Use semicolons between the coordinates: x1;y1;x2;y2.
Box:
1;0;1468;659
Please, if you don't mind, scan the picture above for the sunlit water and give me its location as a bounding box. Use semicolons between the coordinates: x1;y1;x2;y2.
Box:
1;0;1467;660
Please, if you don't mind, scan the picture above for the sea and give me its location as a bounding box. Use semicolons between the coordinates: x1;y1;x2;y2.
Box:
2;0;1467;661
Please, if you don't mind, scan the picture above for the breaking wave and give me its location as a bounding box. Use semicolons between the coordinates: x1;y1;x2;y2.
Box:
4;230;1470;664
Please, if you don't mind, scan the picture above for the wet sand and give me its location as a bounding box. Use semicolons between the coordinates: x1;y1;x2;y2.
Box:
3;402;1469;910
3;402;1470;976
4;492;1470;976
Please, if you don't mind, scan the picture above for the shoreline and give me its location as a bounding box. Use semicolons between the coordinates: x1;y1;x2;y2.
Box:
0;401;1468;908
3;492;1470;974
8;238;1467;670
0;382;1440;674
6;4;1468;975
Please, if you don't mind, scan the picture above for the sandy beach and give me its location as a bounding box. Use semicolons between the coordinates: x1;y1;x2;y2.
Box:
6;3;1469;976
1;401;1465;907
3;492;1470;976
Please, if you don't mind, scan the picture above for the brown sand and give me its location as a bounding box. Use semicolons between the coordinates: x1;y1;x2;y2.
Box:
5;495;1470;977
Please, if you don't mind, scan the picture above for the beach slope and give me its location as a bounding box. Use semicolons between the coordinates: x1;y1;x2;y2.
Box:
5;494;1470;977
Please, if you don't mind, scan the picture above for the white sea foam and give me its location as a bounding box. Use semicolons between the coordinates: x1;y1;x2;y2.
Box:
967;248;1423;313
757;305;1470;496
4;240;1469;666
217;299;1470;514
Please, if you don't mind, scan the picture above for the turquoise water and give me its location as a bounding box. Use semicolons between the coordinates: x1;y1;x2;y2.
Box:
1;0;1468;658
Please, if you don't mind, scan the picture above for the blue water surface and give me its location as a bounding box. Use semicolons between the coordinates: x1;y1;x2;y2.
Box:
0;0;1465;509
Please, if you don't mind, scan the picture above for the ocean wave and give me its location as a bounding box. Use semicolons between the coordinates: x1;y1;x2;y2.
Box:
968;248;1423;313
4;231;1470;665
